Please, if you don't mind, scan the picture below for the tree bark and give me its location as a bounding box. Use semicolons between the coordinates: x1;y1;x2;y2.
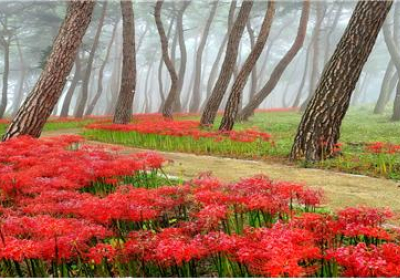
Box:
85;19;118;116
189;1;218;113
200;0;253;126
219;1;275;131
113;0;136;124
2;1;95;140
74;2;107;118
239;1;310;121
155;0;179;119
290;1;392;162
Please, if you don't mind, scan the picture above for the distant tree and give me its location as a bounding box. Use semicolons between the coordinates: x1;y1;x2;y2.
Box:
74;2;107;118
219;1;275;131
238;1;310;121
200;0;253;126
113;0;136;124
2;1;95;140
374;59;395;114
155;0;179;119
290;1;392;162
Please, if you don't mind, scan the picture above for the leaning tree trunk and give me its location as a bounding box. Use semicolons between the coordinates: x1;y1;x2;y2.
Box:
238;1;310;121
219;1;275;131
2;1;95;140
85;19;118;116
155;0;179;119
59;53;82;118
189;1;218;113
174;1;191;112
290;1;392;162
74;2;107;118
200;0;253;126
374;60;395;114
0;39;10;118
113;0;136;124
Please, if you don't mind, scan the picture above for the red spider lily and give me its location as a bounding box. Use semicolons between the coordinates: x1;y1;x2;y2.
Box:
365;142;400;154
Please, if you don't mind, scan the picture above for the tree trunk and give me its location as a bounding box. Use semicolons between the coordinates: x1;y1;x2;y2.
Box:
200;0;253;126
239;1;310;121
2;1;95;140
85;19;118;116
0;40;10;118
74;2;107;118
219;1;275;131
292;47;311;108
189;1;218;113
323;1;344;65
12;36;26;117
290;1;392;162
113;0;136;124
174;1;191;112
374;60;395;114
246;21;258;99
155;0;179;119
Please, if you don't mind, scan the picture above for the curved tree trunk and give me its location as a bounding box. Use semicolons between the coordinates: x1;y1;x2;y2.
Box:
155;0;179;119
238;1;310;121
74;2;107;118
174;1;191;112
219;1;275;131
2;1;95;140
374;60;395;114
290;1;392;162
113;0;136;124
85;19;118;116
200;0;253;126
189;1;218;113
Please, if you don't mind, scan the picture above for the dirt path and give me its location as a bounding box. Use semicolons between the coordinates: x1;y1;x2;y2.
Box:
42;130;400;211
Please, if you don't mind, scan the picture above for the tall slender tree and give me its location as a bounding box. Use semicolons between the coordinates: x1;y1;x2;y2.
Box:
290;1;392;162
113;0;136;124
200;0;253;126
219;1;275;131
238;1;310;121
2;0;95;140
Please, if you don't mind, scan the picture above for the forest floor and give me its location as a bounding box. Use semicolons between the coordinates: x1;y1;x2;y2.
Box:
43;128;400;212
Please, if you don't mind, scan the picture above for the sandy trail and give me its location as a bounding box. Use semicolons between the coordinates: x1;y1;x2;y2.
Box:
43;129;400;211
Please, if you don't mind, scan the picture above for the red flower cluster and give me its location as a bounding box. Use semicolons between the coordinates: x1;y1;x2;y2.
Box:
86;114;271;143
366;142;400;154
0;136;399;277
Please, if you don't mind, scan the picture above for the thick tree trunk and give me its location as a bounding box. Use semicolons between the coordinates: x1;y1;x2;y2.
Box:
374;60;395;114
12;37;26;117
0;40;10;118
200;0;253;126
74;2;107;118
189;1;218;113
219;1;275;131
85;19;118;116
290;1;392;162
239;1;310;121
155;0;179;119
2;1;95;140
174;1;191;112
113;0;136;124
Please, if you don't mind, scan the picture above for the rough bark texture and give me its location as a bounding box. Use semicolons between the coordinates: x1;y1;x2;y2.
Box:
113;0;136;124
374;60;395;114
3;1;95;140
290;1;392;162
189;1;218;113
85;19;118;116
239;1;310;121
200;0;253;126
155;0;179;119
219;1;275;131
74;2;107;118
